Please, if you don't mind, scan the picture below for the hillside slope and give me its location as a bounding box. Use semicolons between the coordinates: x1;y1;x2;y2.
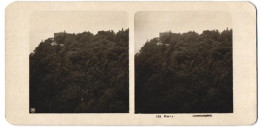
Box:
135;29;232;113
30;29;129;113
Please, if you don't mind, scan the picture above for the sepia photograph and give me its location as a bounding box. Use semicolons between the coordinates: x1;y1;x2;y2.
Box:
5;2;256;125
29;11;129;113
135;11;233;113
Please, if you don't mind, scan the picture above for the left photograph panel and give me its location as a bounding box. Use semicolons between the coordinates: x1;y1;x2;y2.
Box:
29;11;129;113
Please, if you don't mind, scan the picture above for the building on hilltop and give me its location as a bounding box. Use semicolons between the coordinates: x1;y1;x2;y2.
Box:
54;31;66;38
159;31;172;38
159;31;172;45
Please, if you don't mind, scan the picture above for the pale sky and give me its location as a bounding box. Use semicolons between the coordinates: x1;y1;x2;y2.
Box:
30;11;128;52
135;11;232;53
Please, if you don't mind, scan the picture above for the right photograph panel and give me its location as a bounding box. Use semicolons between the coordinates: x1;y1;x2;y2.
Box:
135;11;233;113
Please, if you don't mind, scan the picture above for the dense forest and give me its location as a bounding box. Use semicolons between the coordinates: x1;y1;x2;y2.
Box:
135;29;233;113
30;29;129;113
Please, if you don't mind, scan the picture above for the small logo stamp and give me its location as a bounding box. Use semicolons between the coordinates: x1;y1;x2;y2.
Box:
30;108;36;113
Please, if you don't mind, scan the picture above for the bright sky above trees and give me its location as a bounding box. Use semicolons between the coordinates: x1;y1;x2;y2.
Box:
30;11;128;52
135;11;232;53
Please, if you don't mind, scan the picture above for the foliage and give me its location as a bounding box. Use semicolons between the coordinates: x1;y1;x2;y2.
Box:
30;29;129;113
135;29;233;113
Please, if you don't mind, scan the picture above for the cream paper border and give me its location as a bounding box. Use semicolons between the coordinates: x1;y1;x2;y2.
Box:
5;1;257;125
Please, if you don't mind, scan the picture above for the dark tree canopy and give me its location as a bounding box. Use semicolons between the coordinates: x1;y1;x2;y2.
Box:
30;29;129;113
135;29;233;113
